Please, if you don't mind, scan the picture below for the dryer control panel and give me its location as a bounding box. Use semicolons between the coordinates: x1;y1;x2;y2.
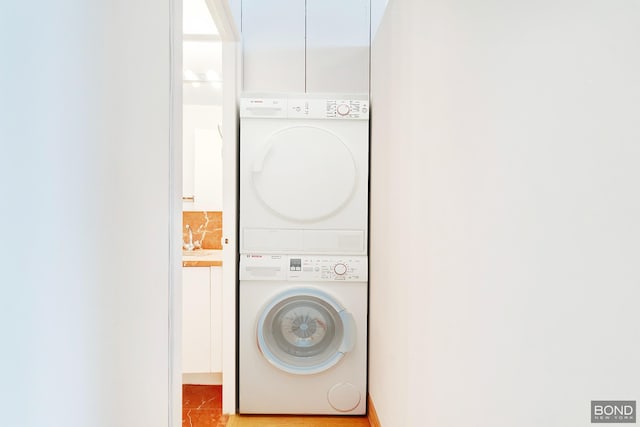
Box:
240;254;367;282
240;96;369;120
287;99;369;120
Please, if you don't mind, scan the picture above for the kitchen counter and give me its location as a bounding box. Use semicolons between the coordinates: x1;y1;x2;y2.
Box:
182;249;223;267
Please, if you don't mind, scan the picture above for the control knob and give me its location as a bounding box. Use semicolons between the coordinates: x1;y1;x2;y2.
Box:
334;263;347;275
336;103;351;116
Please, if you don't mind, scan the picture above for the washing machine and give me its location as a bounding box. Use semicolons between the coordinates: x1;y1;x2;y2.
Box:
239;94;369;255
239;254;368;415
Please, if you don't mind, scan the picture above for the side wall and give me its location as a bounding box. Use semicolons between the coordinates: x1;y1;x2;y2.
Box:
0;1;177;426
370;1;640;426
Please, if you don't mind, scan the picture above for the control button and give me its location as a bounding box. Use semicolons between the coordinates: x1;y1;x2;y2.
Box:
334;263;347;275
336;104;351;116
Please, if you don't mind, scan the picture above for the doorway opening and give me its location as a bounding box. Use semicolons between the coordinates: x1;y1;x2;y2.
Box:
181;0;224;386
173;0;240;423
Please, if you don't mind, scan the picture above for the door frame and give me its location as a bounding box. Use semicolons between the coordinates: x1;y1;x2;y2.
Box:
205;0;241;415
170;0;241;422
169;0;183;425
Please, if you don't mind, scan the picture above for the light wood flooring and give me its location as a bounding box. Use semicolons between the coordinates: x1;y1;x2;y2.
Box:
227;415;370;426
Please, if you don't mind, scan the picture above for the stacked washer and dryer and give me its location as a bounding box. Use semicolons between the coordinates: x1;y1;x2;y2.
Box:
238;94;370;415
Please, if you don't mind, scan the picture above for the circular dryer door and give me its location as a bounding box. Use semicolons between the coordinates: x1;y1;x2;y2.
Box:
257;288;356;375
251;126;357;222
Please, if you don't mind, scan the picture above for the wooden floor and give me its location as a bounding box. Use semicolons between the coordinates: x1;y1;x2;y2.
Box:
227;415;370;426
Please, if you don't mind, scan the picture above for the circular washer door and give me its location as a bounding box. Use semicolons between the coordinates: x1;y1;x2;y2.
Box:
257;288;356;375
251;126;357;222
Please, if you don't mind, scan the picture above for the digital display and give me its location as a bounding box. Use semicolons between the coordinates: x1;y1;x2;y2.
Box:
289;258;302;271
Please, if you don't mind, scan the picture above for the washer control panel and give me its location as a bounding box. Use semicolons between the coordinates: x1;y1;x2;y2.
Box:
240;254;368;282
287;255;368;282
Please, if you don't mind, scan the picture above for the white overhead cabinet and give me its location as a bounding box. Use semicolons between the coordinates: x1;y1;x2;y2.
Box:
241;0;306;92
306;0;371;93
182;266;223;375
241;0;370;93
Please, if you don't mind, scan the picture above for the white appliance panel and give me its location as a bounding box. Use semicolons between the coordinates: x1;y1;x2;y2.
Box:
239;255;368;415
239;254;368;282
240;94;369;255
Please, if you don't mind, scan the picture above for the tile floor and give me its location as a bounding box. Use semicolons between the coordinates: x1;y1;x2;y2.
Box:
183;385;370;427
183;385;228;427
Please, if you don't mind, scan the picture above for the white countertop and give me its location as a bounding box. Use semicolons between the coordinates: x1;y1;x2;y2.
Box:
182;249;223;266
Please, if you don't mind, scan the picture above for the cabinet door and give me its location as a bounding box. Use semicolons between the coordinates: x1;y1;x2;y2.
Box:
210;267;223;373
306;0;371;93
241;0;305;92
182;267;211;373
182;105;223;211
193;128;223;211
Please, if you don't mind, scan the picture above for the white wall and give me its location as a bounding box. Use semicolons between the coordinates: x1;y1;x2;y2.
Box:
0;1;179;426
220;27;241;416
368;1;409;424
370;1;640;426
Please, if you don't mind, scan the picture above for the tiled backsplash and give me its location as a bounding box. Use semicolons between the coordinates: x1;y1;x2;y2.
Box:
182;211;222;250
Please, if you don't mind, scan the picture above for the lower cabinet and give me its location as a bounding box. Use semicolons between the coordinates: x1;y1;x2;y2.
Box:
182;266;222;374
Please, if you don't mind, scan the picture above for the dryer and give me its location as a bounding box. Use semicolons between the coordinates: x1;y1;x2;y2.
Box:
239;254;368;415
240;94;369;255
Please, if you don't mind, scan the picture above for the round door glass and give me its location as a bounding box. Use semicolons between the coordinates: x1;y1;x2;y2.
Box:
258;292;346;374
252;126;357;222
